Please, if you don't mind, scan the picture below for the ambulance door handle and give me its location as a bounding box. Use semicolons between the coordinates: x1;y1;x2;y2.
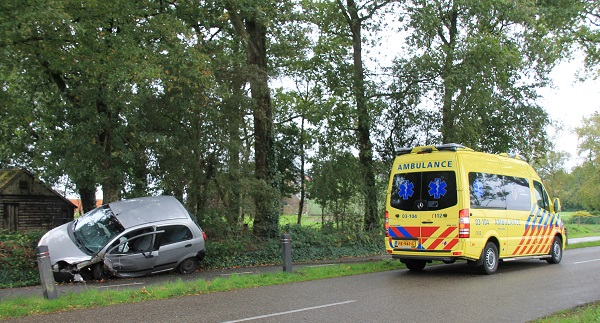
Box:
529;214;536;217
422;220;433;224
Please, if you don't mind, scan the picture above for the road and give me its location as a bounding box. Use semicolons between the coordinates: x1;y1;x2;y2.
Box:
6;245;600;323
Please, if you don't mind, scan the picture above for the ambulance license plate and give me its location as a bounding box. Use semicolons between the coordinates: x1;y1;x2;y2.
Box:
394;239;417;249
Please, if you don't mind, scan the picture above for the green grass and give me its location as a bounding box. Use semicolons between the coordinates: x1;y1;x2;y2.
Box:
0;260;401;320
2;231;600;320
531;300;600;322
566;224;600;239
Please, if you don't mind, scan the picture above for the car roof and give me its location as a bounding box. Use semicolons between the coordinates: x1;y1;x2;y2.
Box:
108;196;191;229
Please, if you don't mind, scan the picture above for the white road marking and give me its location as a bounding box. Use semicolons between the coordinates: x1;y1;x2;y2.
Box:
573;258;600;264
220;272;255;276
306;264;337;268
222;300;357;323
97;282;144;289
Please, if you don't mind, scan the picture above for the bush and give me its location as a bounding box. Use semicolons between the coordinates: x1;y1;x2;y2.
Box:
565;211;600;225
0;230;44;288
0;224;385;288
201;223;384;269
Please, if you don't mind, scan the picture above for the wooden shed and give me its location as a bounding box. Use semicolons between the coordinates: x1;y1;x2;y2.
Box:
0;169;75;232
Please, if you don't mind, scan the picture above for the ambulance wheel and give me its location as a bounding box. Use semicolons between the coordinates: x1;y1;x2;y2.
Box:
478;242;498;275
547;236;563;264
405;260;426;272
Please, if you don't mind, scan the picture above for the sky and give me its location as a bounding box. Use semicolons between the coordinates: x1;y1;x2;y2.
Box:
539;58;600;170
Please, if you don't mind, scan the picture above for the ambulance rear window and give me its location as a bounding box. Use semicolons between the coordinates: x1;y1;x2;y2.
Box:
389;171;457;211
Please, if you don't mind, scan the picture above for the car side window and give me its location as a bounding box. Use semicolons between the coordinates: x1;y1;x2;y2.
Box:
533;181;550;212
109;227;155;254
155;225;192;248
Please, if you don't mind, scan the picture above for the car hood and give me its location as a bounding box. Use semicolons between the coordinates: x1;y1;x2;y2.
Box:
38;222;91;265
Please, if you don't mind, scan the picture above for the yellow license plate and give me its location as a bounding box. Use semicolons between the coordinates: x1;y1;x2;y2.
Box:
394;240;417;249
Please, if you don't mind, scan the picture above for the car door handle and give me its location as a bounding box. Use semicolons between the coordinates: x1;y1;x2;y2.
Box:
185;244;192;248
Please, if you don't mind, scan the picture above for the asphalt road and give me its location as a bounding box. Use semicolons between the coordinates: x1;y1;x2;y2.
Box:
6;245;600;323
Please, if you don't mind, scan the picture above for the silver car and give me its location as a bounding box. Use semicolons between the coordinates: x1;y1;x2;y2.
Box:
38;195;206;282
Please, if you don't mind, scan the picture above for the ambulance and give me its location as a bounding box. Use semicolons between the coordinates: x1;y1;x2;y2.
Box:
384;144;566;274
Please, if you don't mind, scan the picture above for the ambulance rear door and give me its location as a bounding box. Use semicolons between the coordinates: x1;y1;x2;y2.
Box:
388;153;460;252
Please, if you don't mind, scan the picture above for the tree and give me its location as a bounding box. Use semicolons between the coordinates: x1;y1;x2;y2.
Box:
225;1;298;238
0;0;218;211
303;0;395;231
571;0;600;74
574;112;600;210
395;0;582;158
309;150;362;228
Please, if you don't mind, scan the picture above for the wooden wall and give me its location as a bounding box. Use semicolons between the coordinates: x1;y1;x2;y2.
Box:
1;170;75;232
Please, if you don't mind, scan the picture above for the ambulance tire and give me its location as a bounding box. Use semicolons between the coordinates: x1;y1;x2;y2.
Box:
547;236;563;264
478;242;498;275
405;260;426;272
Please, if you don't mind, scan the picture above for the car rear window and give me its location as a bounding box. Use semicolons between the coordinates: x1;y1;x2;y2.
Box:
389;171;457;211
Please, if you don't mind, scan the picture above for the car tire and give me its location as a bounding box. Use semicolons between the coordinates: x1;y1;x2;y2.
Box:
404;260;426;272
478;242;499;275
53;271;74;283
546;236;563;264
92;262;105;280
178;257;199;274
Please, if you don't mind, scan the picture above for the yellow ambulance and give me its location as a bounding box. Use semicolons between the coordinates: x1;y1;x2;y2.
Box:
384;144;566;274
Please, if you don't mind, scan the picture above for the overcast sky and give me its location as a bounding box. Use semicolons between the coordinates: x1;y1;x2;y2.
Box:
539;58;600;169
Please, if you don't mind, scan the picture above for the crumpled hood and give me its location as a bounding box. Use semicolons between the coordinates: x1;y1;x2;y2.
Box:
38;222;91;265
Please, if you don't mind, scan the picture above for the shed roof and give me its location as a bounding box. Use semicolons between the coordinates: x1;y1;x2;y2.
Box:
0;168;22;192
0;168;76;207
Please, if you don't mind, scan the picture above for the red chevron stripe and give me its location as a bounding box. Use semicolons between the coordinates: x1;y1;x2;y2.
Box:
428;227;457;249
443;238;459;250
421;226;439;238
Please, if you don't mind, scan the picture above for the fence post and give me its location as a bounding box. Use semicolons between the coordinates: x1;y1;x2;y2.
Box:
36;245;58;300
281;233;292;273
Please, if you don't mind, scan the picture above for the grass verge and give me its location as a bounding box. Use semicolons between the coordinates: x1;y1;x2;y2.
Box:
2;240;600;320
0;260;401;320
531;300;600;322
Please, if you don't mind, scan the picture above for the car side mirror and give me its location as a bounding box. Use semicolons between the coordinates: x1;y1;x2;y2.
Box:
553;198;561;213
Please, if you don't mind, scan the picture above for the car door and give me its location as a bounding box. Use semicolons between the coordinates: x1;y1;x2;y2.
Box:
153;225;196;270
104;227;159;274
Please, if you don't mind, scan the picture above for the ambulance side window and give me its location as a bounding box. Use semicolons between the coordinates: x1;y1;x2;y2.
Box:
469;172;504;209
533;181;550;211
504;176;531;211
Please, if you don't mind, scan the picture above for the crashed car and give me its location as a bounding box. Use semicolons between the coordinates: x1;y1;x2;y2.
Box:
38;195;206;282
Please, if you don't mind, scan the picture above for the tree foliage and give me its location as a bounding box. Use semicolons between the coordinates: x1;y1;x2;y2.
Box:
1;0;596;240
389;0;583;160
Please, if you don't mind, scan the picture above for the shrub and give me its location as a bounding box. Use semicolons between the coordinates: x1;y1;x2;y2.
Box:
0;223;385;288
0;230;44;288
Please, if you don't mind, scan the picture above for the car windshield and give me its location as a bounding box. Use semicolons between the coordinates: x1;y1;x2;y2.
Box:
73;205;125;254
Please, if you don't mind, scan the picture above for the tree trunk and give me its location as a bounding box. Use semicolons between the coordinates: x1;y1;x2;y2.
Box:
97;98;120;203
440;5;459;144
342;0;378;231
227;3;279;238
78;187;97;214
297;115;306;225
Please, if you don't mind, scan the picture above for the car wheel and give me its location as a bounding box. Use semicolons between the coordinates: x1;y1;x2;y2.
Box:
478;242;498;275
178;257;199;274
53;271;74;283
404;260;426;272
546;236;563;264
92;262;105;280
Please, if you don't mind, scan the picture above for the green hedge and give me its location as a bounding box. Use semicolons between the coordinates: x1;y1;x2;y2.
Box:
0;230;45;288
0;225;385;289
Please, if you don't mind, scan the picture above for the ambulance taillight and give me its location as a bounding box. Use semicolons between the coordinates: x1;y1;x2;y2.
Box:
384;211;389;237
459;209;470;238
